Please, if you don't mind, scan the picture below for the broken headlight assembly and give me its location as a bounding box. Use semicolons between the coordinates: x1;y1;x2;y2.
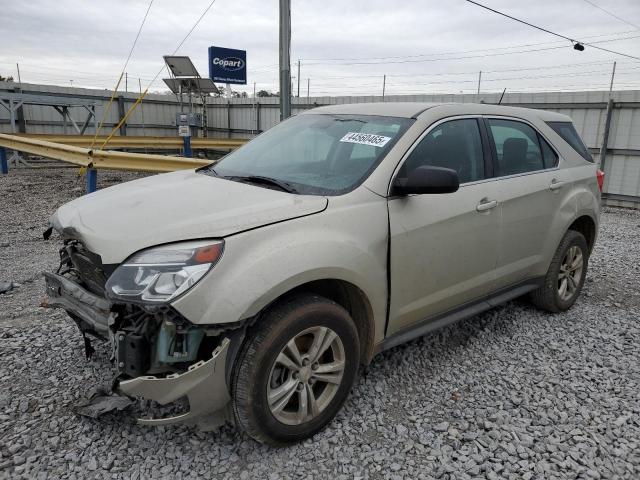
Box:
105;240;224;304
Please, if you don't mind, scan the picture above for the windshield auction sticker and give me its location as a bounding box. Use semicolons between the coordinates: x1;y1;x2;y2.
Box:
340;132;392;148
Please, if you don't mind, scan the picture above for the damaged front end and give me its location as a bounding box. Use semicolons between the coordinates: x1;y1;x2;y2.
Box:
42;238;240;429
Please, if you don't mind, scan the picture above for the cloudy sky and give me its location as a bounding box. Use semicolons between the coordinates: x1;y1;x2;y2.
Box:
1;0;640;96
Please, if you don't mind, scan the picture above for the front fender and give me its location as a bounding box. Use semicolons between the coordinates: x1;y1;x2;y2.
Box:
171;192;389;343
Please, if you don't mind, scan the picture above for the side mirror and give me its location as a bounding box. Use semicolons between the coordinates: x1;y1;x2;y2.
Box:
392;165;460;195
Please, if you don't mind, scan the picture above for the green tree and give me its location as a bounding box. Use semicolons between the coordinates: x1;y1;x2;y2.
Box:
0;74;14;82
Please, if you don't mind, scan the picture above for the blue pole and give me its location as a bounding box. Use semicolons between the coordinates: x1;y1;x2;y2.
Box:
0;147;7;175
86;168;97;194
183;136;192;158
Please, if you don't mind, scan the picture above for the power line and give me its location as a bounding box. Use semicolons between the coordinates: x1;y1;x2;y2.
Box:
121;0;154;73
465;0;577;42
144;0;218;91
301;29;640;62
301;33;640;66
465;0;640;61
581;0;640;31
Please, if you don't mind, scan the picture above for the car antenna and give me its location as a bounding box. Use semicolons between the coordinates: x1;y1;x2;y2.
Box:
497;88;507;105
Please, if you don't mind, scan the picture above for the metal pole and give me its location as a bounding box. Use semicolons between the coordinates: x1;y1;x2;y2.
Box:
297;60;301;97
477;71;482;95
86;168;97;193
183;136;192;157
382;75;386;101
599;98;614;174
227;101;232;139
307;78;310;103
252;82;257;135
16;63;21;84
0;147;8;175
9;100;16;133
279;0;292;120
138;78;146;137
608;61;616;98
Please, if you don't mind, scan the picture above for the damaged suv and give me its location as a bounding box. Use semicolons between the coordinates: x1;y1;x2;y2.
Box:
43;102;600;445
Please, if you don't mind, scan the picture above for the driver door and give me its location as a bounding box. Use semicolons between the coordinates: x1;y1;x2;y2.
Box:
387;117;501;335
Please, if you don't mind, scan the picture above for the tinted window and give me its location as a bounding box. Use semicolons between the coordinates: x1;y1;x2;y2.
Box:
398;118;485;184
488;119;544;175
539;134;559;168
547;121;593;162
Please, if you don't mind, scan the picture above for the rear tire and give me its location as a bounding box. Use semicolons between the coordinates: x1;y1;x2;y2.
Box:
231;294;360;446
530;230;588;313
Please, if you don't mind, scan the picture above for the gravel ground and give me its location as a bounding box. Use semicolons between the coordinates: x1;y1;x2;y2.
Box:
1;166;639;480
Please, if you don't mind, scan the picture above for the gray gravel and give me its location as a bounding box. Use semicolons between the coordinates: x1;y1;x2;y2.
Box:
1;166;640;479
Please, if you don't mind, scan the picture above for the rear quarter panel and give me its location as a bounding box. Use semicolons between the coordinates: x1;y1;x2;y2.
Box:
532;119;600;276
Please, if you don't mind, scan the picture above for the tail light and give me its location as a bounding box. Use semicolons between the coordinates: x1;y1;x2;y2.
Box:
596;169;605;193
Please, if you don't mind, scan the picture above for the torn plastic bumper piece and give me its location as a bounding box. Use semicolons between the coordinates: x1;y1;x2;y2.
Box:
42;271;110;337
118;337;232;428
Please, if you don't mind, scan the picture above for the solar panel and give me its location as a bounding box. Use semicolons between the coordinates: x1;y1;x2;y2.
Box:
163;77;220;94
163;56;200;77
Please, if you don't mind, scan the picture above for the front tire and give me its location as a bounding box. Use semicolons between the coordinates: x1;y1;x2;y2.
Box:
232;294;360;445
530;230;589;312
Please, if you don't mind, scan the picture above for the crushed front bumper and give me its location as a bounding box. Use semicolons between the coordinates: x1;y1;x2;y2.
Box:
118;338;231;428
42;271;233;429
42;272;111;338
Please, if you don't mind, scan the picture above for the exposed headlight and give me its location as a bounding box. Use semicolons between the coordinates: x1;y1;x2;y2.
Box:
105;240;224;304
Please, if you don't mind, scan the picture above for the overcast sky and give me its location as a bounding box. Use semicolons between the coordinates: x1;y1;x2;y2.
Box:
1;0;640;96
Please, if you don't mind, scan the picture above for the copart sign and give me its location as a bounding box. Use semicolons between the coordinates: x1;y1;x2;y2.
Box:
208;46;247;85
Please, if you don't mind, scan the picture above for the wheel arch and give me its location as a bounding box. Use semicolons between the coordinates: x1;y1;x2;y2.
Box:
257;278;376;365
567;214;597;254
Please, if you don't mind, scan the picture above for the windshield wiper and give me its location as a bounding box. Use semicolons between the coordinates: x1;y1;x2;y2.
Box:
228;175;299;194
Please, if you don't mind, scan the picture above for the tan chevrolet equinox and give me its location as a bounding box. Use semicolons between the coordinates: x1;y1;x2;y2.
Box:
43;102;602;445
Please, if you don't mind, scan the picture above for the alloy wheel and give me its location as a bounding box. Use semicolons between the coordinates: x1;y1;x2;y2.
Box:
267;326;345;425
558;245;583;301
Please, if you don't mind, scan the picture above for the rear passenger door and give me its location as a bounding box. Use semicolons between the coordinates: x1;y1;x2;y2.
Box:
485;117;570;288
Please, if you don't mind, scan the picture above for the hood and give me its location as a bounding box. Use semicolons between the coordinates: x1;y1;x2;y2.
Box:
51;169;328;264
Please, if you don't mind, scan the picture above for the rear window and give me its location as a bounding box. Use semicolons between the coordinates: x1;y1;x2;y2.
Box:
547;121;593;162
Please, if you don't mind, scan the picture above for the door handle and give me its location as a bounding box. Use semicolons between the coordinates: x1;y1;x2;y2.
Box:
476;199;498;212
549;179;566;191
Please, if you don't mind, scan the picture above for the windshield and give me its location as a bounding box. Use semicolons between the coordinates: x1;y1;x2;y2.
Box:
204;114;414;195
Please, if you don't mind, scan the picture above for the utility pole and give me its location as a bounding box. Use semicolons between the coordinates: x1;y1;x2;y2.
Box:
382;74;386;101
477;71;482;95
297;60;301;97
608;61;616;98
138;78;146;138
252;82;257;135
279;0;292;120
15;63;21;84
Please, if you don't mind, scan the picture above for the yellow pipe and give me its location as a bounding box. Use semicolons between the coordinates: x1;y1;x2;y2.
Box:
89;72;124;150
100;89;149;150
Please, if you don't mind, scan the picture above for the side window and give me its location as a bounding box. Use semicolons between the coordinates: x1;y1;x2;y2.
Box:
399;118;484;184
487;119;545;176
546;121;593;162
539;134;559;168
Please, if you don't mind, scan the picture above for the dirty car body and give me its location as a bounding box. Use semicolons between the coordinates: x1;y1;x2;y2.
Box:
43;102;600;443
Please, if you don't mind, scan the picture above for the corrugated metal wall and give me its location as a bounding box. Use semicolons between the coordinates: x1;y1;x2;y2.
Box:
2;81;639;206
